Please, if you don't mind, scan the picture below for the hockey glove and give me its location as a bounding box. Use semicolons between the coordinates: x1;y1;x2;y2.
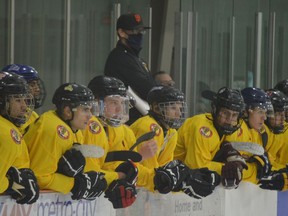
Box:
104;179;137;209
214;142;248;169
5;167;40;204
247;153;271;179
57;147;86;177
71;171;107;200
182;168;221;199
221;161;243;189
154;160;189;194
259;172;288;191
115;159;138;185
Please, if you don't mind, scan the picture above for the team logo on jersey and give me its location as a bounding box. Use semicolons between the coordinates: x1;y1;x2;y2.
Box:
10;129;21;144
57;125;70;140
150;124;161;136
88;120;102;134
199;126;213;138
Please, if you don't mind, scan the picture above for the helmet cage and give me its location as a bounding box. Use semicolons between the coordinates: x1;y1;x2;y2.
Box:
157;101;187;129
28;78;46;109
211;88;244;135
4;93;34;126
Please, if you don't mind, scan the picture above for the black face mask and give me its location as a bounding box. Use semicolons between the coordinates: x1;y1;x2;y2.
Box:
126;33;143;53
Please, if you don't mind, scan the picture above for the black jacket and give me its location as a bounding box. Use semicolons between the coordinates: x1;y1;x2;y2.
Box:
104;41;156;125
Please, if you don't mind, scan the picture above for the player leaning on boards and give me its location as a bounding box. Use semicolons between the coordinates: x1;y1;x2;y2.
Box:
259;81;288;191
131;85;220;198
0;71;39;204
175;87;251;189
261;89;288;170
81;76;140;209
24;83;107;201
87;75;156;207
87;76;212;201
225;87;273;184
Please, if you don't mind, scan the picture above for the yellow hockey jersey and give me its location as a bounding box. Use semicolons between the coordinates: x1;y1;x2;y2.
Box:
0;116;29;193
24;110;83;194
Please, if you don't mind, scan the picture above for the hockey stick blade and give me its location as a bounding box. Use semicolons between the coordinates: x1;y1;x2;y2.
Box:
105;151;142;162
129;131;156;151
72;144;105;158
201;90;216;100
230;142;265;155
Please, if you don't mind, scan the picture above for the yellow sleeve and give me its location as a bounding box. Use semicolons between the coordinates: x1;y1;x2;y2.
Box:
24;111;75;193
136;163;155;192
175;114;223;175
81;117;118;185
0;117;24;193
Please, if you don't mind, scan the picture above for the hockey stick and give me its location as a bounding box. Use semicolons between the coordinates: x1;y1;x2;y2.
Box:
230;142;265;155
105;131;156;162
72;144;105;158
201;90;216;100
129;131;156;151
105;150;142;162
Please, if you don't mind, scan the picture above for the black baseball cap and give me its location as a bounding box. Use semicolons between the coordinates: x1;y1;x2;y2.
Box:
116;13;151;30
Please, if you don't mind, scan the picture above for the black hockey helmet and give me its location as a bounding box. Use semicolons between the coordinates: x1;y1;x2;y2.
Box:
212;87;245;114
52;83;94;110
211;87;244;135
88;75;127;99
0;71;34;126
265;89;288;133
0;71;31;109
88;76;129;127
147;86;186;129
274;79;288;96
266;89;288;112
147;85;185;105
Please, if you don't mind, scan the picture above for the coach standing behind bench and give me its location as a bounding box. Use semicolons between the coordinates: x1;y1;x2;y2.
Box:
104;13;156;125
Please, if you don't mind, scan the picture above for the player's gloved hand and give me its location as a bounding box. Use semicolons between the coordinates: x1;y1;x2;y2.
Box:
154;160;189;194
104;179;137;209
57;147;86;177
259;172;288;191
247;153;271;179
215;142;248;169
182;168;221;199
5;167;40;204
71;171;107;200
221;161;244;189
115;159;138;185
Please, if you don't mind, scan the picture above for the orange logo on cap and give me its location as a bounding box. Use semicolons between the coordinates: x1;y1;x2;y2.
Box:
134;14;141;23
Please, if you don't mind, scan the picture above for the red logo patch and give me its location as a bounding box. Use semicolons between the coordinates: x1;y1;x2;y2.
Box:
88;121;102;134
57;125;70;140
150;123;161;136
10;129;21;144
199;127;213;138
134;14;141;23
